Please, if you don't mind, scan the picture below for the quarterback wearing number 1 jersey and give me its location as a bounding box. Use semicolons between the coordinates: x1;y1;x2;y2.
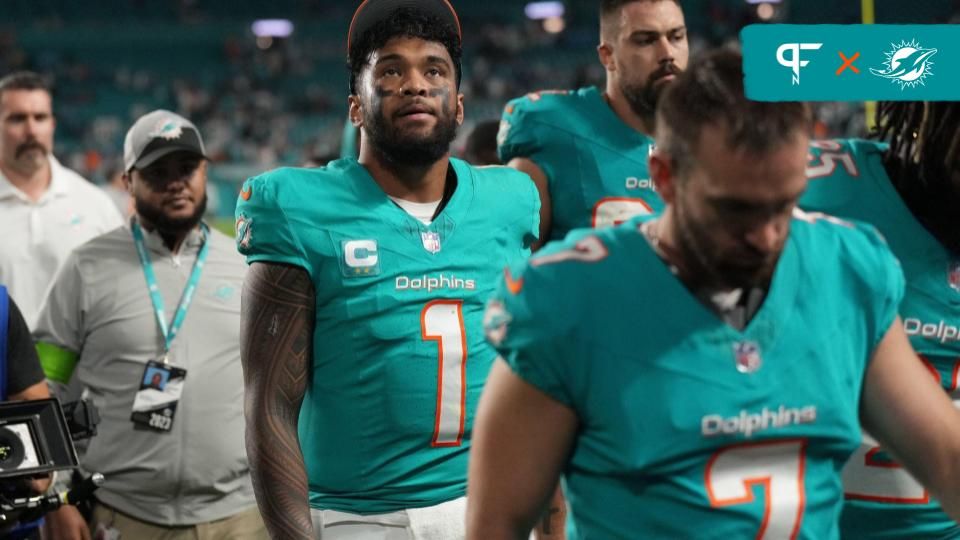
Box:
235;157;538;514
484;212;903;539
802;138;960;539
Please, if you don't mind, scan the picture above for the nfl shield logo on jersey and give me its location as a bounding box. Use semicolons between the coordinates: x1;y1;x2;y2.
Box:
421;231;442;254
733;341;762;374
949;261;960;293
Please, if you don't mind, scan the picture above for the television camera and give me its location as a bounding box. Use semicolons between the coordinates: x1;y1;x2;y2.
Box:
0;398;102;532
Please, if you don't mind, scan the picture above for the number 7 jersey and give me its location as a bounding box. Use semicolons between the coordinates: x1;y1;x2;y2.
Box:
235;157;539;514
486;213;904;540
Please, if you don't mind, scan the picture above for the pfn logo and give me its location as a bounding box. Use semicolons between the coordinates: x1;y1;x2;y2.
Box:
777;43;823;85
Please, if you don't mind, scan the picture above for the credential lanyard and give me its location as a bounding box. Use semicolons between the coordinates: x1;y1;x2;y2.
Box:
131;221;209;362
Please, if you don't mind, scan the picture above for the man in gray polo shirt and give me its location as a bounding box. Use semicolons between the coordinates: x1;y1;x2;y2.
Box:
34;110;265;540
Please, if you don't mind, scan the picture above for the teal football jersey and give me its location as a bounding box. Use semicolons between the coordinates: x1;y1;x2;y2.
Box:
802;138;960;539
497;86;664;241
485;213;904;540
236;157;539;514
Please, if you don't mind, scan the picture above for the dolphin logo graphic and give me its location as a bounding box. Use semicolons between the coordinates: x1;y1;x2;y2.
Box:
871;40;937;89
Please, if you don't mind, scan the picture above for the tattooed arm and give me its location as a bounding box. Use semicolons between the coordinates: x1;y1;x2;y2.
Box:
534;486;567;539
241;262;315;540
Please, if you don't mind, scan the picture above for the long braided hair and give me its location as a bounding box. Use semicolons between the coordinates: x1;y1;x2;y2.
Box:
875;101;960;255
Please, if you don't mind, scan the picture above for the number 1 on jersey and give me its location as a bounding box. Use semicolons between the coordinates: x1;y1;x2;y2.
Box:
421;300;468;447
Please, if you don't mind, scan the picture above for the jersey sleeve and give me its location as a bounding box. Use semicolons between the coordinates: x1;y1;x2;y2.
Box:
497;95;560;172
33;254;86;385
234;172;312;274
800;138;886;214
484;236;591;408
500;166;542;249
838;221;906;351
861;225;906;350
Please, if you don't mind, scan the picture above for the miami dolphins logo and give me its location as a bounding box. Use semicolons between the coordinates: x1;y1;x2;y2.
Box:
496;119;510;148
949;260;960;294
150;118;184;140
870;39;937;90
483;299;512;347
235;213;253;251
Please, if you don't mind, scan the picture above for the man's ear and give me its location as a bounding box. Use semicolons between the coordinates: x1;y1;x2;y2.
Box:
649;149;678;205
597;42;616;74
123;171;134;195
348;95;363;128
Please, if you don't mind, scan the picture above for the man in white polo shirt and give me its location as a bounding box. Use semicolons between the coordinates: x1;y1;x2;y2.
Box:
0;71;123;328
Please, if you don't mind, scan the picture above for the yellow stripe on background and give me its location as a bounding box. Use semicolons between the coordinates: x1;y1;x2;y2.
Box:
863;0;877;132
861;0;875;23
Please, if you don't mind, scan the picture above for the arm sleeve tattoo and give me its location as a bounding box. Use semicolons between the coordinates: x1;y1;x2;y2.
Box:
241;262;315;539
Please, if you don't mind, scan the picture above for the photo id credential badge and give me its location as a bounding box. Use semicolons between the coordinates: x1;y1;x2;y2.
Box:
130;360;187;432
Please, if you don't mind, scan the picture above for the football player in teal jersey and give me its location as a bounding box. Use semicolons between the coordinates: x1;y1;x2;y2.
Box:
235;2;539;539
801;102;960;539
466;50;960;540
497;0;688;247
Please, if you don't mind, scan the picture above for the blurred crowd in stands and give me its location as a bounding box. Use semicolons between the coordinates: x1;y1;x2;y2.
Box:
1;0;959;220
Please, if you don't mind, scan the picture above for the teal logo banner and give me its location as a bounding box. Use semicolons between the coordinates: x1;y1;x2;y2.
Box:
742;25;958;101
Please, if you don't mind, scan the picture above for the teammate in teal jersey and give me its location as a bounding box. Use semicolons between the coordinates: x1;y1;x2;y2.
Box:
466;50;960;540
497;0;688;246
801;102;960;539
235;2;538;539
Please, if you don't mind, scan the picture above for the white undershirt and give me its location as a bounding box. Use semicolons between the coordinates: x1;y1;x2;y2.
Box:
389;196;442;225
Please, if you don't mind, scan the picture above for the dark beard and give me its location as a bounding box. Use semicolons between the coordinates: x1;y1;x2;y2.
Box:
673;200;770;291
621;81;658;120
135;193;207;234
673;201;724;288
365;106;458;168
621;63;682;122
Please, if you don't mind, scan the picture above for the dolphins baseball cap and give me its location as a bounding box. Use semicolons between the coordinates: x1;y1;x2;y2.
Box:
123;110;207;172
347;0;462;52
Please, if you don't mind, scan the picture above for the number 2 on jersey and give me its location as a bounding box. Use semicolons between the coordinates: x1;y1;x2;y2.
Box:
706;440;807;540
843;433;928;504
841;355;960;504
421;300;467;447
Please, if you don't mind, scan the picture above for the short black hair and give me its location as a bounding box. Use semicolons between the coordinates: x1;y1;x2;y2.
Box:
599;0;683;41
657;48;811;173
0;71;51;95
601;0;681;17
348;7;462;94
